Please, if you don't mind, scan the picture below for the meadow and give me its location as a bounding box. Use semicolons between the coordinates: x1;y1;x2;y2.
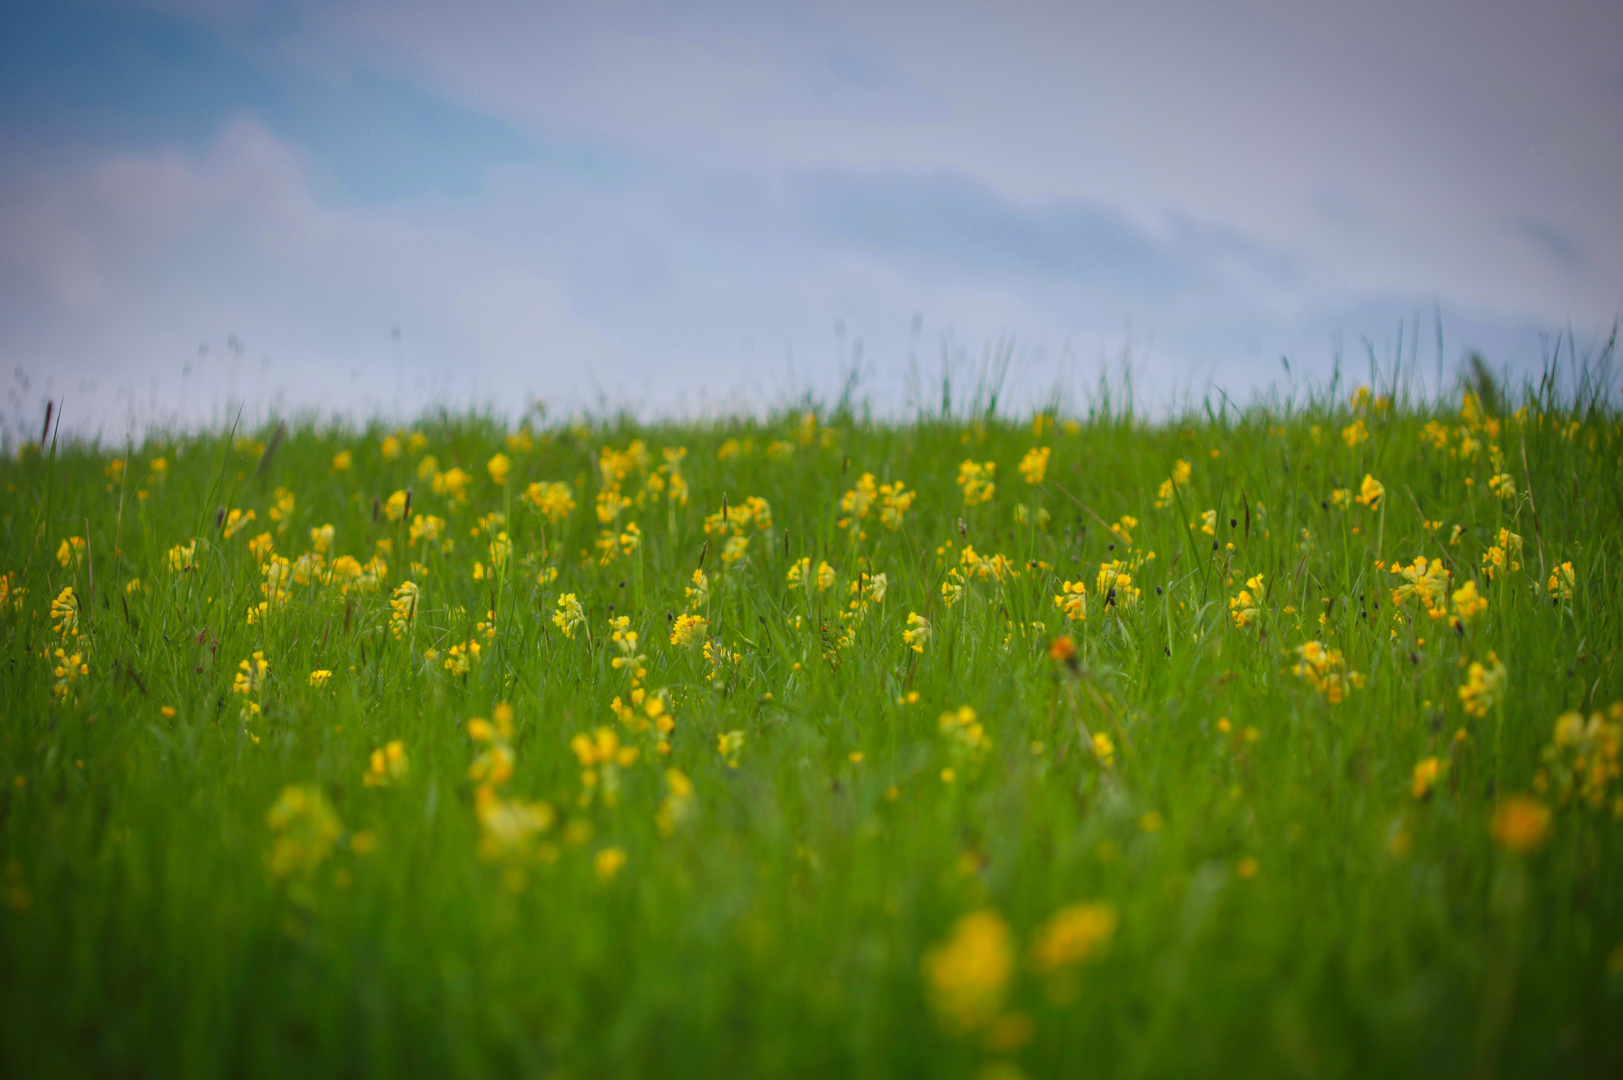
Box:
2;366;1622;1078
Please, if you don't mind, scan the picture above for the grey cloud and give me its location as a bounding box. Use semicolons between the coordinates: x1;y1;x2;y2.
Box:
1509;217;1586;272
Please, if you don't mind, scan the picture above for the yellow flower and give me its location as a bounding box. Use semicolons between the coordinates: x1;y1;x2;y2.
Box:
167;540;197;572
524;481;575;524
922;910;1014;1033
1228;573;1264;628
486;452;511;485
310;523;335;555
902;612;931;653
1458;652;1506;718
1291;641;1360;704
1341;418;1369;447
1487;473;1517;500
1451;579;1487;624
551;593;585;639
50;586;79;638
1491;795;1551;853
264;785;342;878
957;460;996;506
432;466;472;504
1028;902;1117;975
309;669;333;688
1355;474;1384;510
331;450;352;473
1053;580;1087;622
1547;561;1574;600
1092;731;1115;767
1018;446;1050;485
594;846;627;882
717;729;745;768
389;581;419;638
1412;756;1442;799
381;434;402;461
670;613;707;647
363;740;408;787
233;651;269;697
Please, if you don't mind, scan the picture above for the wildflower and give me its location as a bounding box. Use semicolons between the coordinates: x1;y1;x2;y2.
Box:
50;587;79;638
594;847;627;882
309;669;332;688
222;508;256;539
864;572;888;604
1458;652;1506;717
468;708;517;787
1092;731;1115;766
786;557;812;589
1028;903;1117;975
1487;473;1516;500
1229;573;1264;628
670;613;707;647
331;450;353;473
1094;560;1141;610
264;785;342;878
473;786;556;863
1355;474;1385;510
902;612;931;653
922;909;1015;1033
233;651;269;699
1392;556;1450;617
1481;528;1522;579
1236;856;1260;879
1053;580;1087;622
1412;756;1442;799
1450;580;1487;625
1547;562;1575;600
1341;418;1369;447
409;514;445;545
1196;509;1217;535
685;569;710;609
248;531;275;564
168;540;197;572
486;452;511;485
957;460;996;506
877;480;915;529
656;769;696;836
940;706;991;764
432;466;472;504
1291;641;1360;704
718;729;745;768
381;434;402;461
443;640;481;676
363;740;409;787
1541;703;1623;810
50;648;88;699
310;523;335;555
1491;795;1551;853
388;581;419;638
721;535;749;564
1048;636;1077;665
525;481;575;524
1018;446;1050;485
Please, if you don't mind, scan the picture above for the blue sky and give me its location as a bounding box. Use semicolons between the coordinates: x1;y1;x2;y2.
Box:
2;0;1619;437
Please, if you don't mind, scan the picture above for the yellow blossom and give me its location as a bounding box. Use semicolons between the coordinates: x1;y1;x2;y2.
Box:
1028;903;1118;975
486;452;511;485
1459;652;1507;717
922;910;1014;1033
902;612;931;653
1018;446;1050;484
957;460;996;506
1491;795;1551;853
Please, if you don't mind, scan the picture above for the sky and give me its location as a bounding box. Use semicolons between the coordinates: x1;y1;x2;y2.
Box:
2;0;1619;439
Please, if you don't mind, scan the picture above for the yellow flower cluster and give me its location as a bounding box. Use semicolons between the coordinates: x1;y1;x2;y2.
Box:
1291;641;1362;704
1537;703;1622;816
1458;652;1507;718
956;460;996;506
264;785;342;879
1229;573;1264;629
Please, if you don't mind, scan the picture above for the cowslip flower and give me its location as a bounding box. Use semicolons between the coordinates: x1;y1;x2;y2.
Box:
525;481;575;524
717;730;745;768
921;909;1014;1033
363;740;408;786
265;785;342;878
902;612;931;653
1412;756;1442;799
389;581;419;638
486;452;511;485
1491;795;1551;853
670;613;707;647
957;460;996;506
1053;580;1087;622
1547;562;1575;600
50;586;79;638
1229;573;1264;628
309;669;333;688
1355;474;1385;510
1018;446;1050;485
1028;902;1117;975
1451;580;1487;625
1459;652;1507;717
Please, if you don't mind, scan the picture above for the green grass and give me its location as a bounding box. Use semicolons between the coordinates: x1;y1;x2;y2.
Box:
3;376;1622;1078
